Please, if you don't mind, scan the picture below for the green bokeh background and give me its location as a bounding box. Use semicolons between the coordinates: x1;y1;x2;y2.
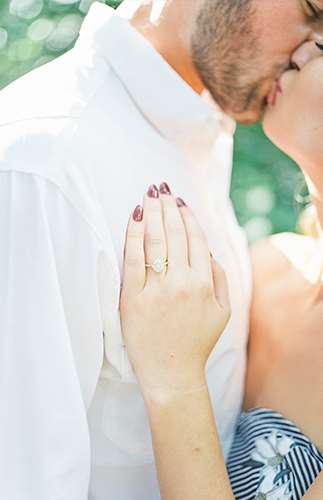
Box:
0;0;306;241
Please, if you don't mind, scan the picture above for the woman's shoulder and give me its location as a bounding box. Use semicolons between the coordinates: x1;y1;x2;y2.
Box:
250;232;317;285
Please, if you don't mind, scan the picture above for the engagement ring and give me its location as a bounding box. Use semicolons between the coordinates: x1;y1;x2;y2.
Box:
145;257;168;274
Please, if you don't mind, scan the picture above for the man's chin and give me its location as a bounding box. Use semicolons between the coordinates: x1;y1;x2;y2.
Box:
224;101;266;125
228;109;264;125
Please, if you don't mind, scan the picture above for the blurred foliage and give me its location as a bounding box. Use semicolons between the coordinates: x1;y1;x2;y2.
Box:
0;0;306;241
231;124;305;241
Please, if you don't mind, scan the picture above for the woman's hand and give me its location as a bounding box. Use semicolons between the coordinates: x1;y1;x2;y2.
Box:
120;183;231;402
120;184;233;500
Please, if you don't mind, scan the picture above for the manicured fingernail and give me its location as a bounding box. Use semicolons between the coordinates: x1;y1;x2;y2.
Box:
147;184;159;198
160;182;171;195
133;205;143;222
176;197;186;207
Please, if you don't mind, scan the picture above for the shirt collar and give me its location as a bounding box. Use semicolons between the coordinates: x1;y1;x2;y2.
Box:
77;2;235;156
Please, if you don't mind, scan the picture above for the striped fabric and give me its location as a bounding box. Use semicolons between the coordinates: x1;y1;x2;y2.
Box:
227;408;323;499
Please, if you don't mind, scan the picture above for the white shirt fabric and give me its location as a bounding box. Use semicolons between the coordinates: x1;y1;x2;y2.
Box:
0;3;251;499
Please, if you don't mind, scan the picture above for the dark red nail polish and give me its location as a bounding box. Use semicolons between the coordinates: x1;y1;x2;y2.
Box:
147;184;159;198
160;182;171;195
133;205;143;222
176;197;186;207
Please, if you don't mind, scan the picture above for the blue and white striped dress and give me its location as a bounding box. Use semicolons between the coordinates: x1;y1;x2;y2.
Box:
227;408;323;499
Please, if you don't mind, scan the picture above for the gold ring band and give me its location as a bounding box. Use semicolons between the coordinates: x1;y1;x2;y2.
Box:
145;257;168;274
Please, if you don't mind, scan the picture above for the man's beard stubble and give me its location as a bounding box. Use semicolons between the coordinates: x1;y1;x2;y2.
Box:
190;0;267;122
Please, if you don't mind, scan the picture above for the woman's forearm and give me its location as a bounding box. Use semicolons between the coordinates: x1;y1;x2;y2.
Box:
144;383;234;500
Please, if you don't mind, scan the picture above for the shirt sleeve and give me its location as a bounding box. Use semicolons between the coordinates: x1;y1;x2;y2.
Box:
0;170;105;500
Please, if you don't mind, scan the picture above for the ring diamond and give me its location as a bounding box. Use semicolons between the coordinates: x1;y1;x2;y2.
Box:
145;257;168;274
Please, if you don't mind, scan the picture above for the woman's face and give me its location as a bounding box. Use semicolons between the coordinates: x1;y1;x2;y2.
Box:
263;56;323;170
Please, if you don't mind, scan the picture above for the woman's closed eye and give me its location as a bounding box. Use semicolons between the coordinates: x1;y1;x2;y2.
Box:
305;0;321;18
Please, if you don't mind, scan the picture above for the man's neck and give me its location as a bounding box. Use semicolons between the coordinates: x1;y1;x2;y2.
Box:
130;1;205;95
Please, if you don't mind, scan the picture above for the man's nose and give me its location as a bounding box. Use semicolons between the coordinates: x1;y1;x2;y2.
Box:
291;40;323;70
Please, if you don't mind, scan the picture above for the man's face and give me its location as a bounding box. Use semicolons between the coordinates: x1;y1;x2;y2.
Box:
191;0;323;123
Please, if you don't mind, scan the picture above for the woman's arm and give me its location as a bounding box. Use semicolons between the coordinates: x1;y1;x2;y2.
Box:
145;387;233;500
120;185;233;500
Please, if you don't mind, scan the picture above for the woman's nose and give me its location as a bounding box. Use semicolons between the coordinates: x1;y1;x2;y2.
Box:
291;39;323;70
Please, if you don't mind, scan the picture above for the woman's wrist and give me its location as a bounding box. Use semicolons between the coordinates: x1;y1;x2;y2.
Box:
142;380;234;500
141;373;208;409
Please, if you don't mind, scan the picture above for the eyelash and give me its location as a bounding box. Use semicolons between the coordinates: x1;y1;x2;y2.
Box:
306;0;320;18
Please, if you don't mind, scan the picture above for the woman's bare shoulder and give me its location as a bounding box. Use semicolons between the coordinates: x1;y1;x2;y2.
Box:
250;232;316;285
249;232;317;348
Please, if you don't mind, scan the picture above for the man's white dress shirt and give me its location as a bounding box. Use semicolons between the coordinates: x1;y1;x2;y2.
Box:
0;3;251;499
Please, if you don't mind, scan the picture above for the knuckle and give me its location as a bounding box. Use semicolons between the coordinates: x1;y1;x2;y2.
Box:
175;286;191;301
145;283;167;304
168;278;213;301
121;294;142;313
125;255;142;268
147;200;162;211
167;223;185;237
186;218;206;240
197;282;214;300
126;231;143;242
161;196;174;208
188;227;206;242
146;205;162;219
146;235;165;247
167;278;191;301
